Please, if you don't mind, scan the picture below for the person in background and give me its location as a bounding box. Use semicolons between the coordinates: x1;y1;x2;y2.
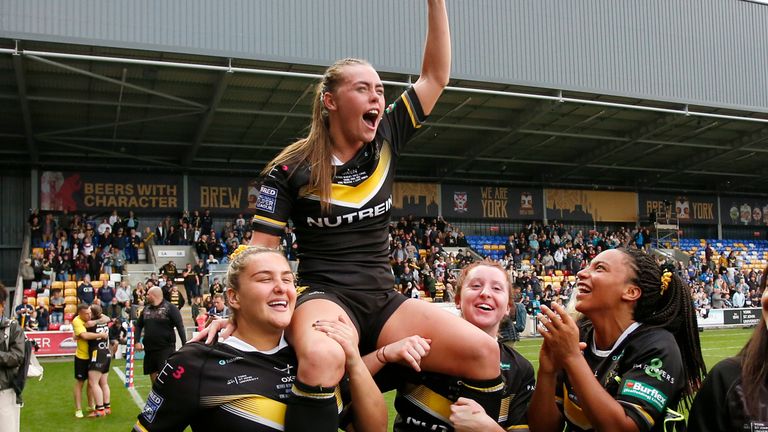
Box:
134;286;186;383
50;288;65;325
77;275;96;305
72;303;109;418
85;304;112;417
0;283;25;432
35;304;49;331
687;269;768;431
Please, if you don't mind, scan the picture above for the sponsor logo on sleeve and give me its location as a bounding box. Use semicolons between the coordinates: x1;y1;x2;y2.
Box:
256;186;278;213
620;379;668;411
142;390;164;423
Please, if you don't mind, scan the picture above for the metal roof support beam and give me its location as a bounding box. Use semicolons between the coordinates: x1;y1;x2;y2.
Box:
550;114;683;181
0;93;201;111
184;71;230;167
439;100;560;180
37;137;182;168
36;110;203;137
2;48;768;124
24;54;205;109
12;53;38;163
651;125;768;188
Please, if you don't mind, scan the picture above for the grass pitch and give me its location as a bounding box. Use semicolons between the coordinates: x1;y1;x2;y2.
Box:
20;327;755;431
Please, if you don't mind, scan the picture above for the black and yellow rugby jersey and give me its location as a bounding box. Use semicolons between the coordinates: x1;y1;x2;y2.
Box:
87;321;111;369
251;87;426;292
556;323;684;432
135;338;311;432
688;357;768;432
385;342;535;431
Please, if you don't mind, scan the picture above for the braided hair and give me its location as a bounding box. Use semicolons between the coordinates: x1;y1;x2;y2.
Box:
620;248;706;408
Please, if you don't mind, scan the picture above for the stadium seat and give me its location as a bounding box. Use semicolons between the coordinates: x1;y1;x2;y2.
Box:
91;281;103;289
64;296;78;305
51;281;64;289
23;289;36;298
32;247;43;257
37;297;49;308
48;323;61;331
64;311;75;321
27;297;36;306
64;288;76;297
64;281;76;290
99;273;110;282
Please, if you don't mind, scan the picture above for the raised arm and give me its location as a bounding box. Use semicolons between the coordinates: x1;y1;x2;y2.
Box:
413;0;451;116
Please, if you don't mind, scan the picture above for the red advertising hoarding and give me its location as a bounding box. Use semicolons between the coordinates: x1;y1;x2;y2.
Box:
26;331;77;357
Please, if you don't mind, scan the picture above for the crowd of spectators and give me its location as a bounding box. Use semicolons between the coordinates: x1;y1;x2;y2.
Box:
18;209;767;340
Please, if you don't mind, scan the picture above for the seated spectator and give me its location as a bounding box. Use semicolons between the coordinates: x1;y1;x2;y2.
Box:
102;282;120;318
50;288;65;325
115;280;132;317
26;309;39;331
15;297;34;328
60;319;73;332
36;304;49;331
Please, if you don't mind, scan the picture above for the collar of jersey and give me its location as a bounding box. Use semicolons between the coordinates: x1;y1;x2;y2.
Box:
590;321;641;358
222;334;288;354
302;142;389;209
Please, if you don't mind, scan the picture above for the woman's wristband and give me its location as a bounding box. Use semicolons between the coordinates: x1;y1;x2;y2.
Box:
376;345;389;364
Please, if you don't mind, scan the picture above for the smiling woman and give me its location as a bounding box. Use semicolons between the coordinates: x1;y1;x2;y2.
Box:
133;247;385;432
528;248;706;432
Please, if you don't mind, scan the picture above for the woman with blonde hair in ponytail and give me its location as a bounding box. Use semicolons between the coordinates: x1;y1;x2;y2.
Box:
529;248;705;432
687;265;768;432
198;2;505;430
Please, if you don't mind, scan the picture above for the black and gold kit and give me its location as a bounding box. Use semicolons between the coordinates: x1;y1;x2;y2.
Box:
134;337;326;432
688;357;768;432
556;323;684;432
251;87;425;293
87;321;111;373
377;342;534;432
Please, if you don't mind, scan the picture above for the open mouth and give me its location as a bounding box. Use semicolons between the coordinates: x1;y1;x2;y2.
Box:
268;300;289;310
475;303;494;311
362;109;379;128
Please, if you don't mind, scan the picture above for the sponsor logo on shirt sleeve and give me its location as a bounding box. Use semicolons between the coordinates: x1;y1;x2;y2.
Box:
620;379;667;411
256;186;278;213
142;390;164;423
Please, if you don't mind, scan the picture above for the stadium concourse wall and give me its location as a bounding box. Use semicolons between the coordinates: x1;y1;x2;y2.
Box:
32;171;768;236
2;0;767;113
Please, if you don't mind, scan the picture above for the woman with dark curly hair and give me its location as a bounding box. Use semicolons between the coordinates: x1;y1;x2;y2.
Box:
529;248;706;432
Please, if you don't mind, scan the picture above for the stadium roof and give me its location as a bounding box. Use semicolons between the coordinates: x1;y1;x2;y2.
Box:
2;39;768;196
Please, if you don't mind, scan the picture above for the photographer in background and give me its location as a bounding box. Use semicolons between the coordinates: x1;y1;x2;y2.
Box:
1;283;25;432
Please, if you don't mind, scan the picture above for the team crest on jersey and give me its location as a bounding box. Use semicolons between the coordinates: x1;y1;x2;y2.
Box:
142;390;164;423
256;185;278;213
453;192;468;213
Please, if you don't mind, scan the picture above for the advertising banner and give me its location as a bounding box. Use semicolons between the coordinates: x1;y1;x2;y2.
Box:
392;182;440;217
720;196;768;226
441;185;543;220
638;193;717;225
546;189;637;222
721;308;763;326
26;331;77;357
40;171;181;213
188;176;256;214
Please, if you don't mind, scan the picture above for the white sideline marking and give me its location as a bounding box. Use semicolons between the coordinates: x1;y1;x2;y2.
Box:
114;366;145;409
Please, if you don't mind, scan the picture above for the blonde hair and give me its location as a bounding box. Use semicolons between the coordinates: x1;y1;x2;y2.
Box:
261;58;372;214
224;246;287;322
